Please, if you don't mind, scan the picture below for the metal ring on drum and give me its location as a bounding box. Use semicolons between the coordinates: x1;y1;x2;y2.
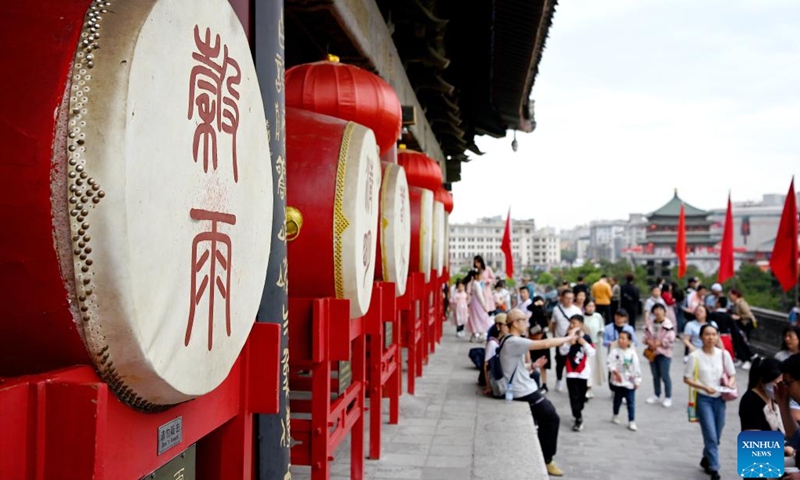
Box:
408;187;434;283
285;108;381;318
375;163;411;296
0;0;273;410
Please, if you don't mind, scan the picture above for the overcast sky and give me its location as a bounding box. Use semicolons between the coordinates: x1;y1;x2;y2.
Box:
449;0;800;231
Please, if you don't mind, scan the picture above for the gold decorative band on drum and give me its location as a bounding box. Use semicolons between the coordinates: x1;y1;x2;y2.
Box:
408;187;434;282
432;201;446;274
286;108;381;318
375;163;411;296
0;0;273;409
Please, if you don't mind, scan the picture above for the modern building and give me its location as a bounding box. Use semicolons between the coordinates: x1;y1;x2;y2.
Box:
448;217;561;275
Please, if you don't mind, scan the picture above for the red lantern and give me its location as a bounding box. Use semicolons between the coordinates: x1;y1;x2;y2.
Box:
434;187;454;214
286;57;402;155
397;148;443;191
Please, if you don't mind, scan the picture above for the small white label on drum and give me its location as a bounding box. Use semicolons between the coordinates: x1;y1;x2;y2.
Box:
158;416;183;455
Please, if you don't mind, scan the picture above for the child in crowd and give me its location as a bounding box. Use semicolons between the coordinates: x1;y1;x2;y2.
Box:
560;314;595;431
583;300;606;399
607;331;642;431
454;280;469;338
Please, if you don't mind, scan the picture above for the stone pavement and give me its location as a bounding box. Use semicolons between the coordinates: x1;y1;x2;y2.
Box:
291;323;548;480
292;324;746;480
550;331;742;480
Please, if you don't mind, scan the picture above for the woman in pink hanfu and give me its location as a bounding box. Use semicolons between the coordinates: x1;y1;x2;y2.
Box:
474;255;496;313
466;269;492;342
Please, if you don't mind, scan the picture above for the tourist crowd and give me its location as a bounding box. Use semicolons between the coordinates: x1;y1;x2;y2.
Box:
449;255;800;479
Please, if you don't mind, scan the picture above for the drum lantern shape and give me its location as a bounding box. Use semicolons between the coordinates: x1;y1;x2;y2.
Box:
285;108;381;318
397;148;443;191
374;163;411;296
431;200;446;274
408;187;434;282
0;0;273;409
434;187;454;272
285;57;402;155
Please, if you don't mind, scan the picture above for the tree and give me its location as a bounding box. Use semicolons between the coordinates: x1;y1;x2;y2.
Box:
561;249;577;265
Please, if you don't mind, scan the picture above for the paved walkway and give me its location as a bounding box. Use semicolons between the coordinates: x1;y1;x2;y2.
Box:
292;324;745;479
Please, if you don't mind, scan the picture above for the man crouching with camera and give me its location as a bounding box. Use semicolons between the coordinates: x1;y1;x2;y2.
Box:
501;308;581;477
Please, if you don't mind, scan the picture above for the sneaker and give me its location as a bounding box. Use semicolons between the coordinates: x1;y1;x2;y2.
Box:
734;359;743;368
546;461;564;477
572;418;584;431
628;421;638;431
456;330;465;338
662;398;673;408
684;355;689;364
710;472;720;480
622;397;627;405
540;384;549;394
585;389;594;399
700;456;711;474
611;415;621;425
742;361;752;371
557;380;566;393
645;396;659;405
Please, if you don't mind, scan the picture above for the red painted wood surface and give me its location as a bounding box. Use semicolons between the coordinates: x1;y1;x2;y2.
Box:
364;282;401;459
0;0;95;377
0;322;281;480
288;297;366;480
397;272;425;395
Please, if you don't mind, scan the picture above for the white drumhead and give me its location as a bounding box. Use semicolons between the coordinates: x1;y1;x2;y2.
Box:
419;189;434;282
66;0;272;407
432;201;446;274
380;164;411;296
335;124;381;317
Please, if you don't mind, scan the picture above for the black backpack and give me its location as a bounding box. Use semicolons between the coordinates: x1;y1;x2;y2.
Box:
487;336;518;398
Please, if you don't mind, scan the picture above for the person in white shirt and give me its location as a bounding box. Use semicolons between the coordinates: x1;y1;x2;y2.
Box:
683;324;736;480
550;288;583;392
499;308;579;477
608;331;643;431
643;285;666;326
515;286;532;321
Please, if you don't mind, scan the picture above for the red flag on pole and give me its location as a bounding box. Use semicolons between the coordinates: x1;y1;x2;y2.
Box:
677;203;687;278
718;194;735;284
770;179;798;292
501;208;514;279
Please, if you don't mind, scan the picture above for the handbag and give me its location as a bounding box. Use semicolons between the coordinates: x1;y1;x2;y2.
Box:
643;347;657;362
720;350;739;401
721;371;739;401
687;358;698;423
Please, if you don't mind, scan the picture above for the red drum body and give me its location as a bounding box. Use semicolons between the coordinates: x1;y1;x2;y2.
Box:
374;163;411;296
408;187;434;282
0;0;273;409
286;108;381;318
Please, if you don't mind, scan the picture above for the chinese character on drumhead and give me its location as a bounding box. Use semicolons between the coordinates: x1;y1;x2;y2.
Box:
186;208;237;351
188;25;241;182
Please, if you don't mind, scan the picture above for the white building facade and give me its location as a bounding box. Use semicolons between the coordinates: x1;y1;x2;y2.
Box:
448;217;561;275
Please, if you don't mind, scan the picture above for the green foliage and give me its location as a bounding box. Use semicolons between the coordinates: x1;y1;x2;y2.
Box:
561;249;577;264
533;259;796;312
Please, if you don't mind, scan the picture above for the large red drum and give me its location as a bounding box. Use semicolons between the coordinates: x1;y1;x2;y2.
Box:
408;187;434;282
374;163;411;296
0;0;273;409
285;108;381;318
